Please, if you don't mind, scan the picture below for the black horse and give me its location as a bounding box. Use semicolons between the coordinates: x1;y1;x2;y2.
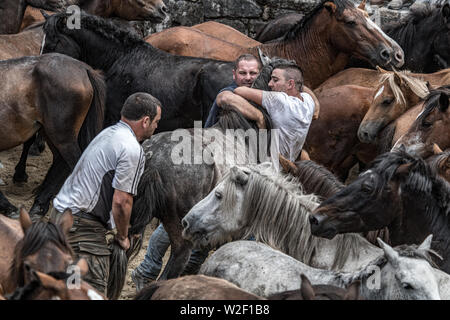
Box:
345;2;450;72
41;11;235;133
309;150;450;273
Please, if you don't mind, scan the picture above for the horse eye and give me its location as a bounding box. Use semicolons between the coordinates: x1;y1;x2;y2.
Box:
346;20;356;26
361;182;373;193
215;192;223;200
421;121;432;128
382;98;393;106
402;282;414;290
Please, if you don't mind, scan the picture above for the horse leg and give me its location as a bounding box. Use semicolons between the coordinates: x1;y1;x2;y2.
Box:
158;215;193;280
13;135;37;183
28;132;46;156
0;192;17;216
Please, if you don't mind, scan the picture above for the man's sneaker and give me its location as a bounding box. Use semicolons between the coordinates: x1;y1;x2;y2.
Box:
131;269;155;293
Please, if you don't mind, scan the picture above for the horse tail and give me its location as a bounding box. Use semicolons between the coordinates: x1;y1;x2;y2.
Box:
134;281;161;300
129;161;168;236
77;69;106;151
107;243;128;300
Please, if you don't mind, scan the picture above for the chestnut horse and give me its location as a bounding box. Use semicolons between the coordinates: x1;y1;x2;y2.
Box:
0;53;105;216
394;86;450;158
1;0;168;35
1;207;74;295
191;21;260;48
146;0;404;88
358;70;430;144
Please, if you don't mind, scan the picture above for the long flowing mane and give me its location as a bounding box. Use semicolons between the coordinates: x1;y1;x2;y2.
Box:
9;221;73;287
223;164;367;269
378;70;430;107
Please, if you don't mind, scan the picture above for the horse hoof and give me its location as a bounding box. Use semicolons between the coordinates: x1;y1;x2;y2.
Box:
29;143;45;156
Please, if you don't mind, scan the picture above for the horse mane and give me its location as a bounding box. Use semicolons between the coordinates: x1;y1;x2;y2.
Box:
134;282;161;300
9;221;73;287
293;160;345;200
283;0;355;41
378;70;429;107
223;163;368;269
416;85;450;124
337;243;440;286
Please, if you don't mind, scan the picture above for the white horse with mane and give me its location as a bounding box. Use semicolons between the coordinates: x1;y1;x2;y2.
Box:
182;162;381;272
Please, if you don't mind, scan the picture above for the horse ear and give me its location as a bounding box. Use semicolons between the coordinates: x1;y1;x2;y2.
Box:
442;3;450;21
279;154;298;175
418;234;433;252
358;0;367;10
40;9;51;20
230;166;249;186
19;206;33;233
432;143;443;155
300;274;315;300
324;2;337;14
344;281;361;300
56;209;73;235
257;48;271;67
377;237;400;267
438;92;449;112
35;271;66;292
376;66;388;74
393;72;403;86
76;258;89;277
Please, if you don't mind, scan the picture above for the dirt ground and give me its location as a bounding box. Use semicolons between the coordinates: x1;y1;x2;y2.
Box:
0;145;169;300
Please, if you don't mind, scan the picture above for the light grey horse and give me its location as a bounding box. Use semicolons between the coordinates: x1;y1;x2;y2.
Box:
199;238;450;300
182;163;382;271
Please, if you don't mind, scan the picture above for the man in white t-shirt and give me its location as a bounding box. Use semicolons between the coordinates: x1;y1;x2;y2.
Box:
49;92;162;294
229;63;320;162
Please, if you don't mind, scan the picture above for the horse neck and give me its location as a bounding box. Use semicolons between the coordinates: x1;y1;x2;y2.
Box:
80;0;113;17
0;0;27;34
258;11;348;89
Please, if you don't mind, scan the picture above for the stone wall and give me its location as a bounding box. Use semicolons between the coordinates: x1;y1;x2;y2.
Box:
133;0;410;38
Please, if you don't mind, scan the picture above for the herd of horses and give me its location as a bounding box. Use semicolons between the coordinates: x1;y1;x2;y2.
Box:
0;0;450;300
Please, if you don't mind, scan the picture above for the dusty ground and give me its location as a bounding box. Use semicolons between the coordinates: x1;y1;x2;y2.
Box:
0;145;169;300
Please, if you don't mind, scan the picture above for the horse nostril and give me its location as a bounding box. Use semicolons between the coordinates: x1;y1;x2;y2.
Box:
181;219;188;229
395;52;403;63
380;49;390;61
309;215;319;226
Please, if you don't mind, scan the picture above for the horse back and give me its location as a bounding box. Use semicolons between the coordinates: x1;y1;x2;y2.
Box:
0;215;23;294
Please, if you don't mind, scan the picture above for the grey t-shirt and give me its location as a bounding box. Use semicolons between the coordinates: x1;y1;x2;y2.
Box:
53;120;145;228
262;91;315;162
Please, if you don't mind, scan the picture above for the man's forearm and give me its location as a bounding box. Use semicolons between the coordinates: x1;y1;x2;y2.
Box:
233;87;263;106
112;200;132;239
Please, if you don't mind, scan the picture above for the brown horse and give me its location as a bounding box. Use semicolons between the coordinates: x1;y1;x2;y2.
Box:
394;86;450;158
426;149;450;183
316;67;450;92
5;259;107;300
0;24;44;60
2;0;168;35
1;207;74;295
358;70;430;144
134;274;361;300
146;0;404;88
0;53;105;216
0;0;65;34
191;21;260;48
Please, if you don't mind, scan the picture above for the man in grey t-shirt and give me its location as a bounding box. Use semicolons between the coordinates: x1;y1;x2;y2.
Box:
50;92;161;294
224;63;320;162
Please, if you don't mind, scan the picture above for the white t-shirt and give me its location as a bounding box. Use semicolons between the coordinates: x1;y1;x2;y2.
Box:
53;121;145;228
262;91;315;162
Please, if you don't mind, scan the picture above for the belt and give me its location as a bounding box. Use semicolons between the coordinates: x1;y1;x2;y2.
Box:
73;211;102;223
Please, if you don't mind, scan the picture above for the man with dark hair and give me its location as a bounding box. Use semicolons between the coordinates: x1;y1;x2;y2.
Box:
131;54;262;292
49;92;161;294
204;53;261;128
229;63;320;161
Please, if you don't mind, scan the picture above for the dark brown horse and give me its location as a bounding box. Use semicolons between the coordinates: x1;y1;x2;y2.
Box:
0;0;65;34
1;0;168;35
147;0;404;88
254;13;304;43
1;207;74;295
427;149;450;183
309;150;450;273
394;86;450;158
0;53;105;216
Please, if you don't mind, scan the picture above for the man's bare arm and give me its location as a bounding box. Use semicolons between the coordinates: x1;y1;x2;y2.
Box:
111;189;133;250
233;87;264;106
216;90;266;129
303;86;320;120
